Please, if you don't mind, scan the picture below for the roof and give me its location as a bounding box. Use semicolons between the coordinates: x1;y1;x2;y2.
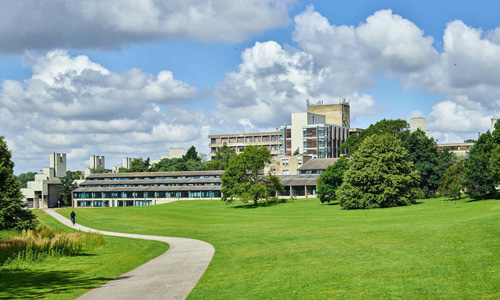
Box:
208;131;281;138
74;185;221;192
87;170;224;179
80;178;221;186
298;158;337;171
280;178;318;186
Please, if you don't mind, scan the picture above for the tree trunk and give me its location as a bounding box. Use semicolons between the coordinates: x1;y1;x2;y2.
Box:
254;199;258;206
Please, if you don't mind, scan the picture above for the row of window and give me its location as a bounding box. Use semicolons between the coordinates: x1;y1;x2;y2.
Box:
88;175;220;181
74;191;222;199
212;135;280;144
83;183;220;188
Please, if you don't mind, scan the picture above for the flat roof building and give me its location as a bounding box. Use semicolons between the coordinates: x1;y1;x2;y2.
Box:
208;131;282;158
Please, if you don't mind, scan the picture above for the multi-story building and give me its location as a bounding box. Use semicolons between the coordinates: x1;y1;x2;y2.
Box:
307;99;350;127
264;155;313;176
437;143;474;157
22;153;66;208
208;132;282;158
281;112;349;158
90;155;105;170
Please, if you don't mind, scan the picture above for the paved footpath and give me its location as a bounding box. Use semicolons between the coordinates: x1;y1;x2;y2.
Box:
45;209;215;300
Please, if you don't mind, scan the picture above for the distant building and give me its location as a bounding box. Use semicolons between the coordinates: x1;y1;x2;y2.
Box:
264;155;313;176
22;153;66;209
208;131;282;158
410;117;430;137
307;99;350;127
437;143;474;157
90;155;105;170
122;157;137;169
162;148;184;159
298;158;337;176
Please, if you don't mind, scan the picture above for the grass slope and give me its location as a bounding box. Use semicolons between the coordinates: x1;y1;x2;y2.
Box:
0;211;168;300
59;198;500;299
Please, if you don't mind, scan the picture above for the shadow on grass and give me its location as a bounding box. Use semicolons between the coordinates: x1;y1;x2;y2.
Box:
0;269;112;299
228;199;293;209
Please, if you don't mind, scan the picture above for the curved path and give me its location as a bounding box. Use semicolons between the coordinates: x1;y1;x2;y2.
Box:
45;209;215;300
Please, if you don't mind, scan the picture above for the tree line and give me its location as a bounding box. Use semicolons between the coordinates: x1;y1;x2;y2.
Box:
318;119;500;209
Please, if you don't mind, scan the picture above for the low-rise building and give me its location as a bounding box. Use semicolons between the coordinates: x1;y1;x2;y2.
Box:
298;158;337;176
264;155;313;176
22;153;66;208
437;143;474;157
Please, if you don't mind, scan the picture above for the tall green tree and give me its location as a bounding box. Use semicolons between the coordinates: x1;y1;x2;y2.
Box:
491;145;500;184
183;146;201;162
151;157;204;172
399;129;454;197
205;144;236;170
317;156;350;203
463;131;497;199
59;171;77;206
0;136;37;231
439;160;465;202
336;133;420;209
221;146;283;205
340;119;408;155
129;158;150;172
16;172;37;188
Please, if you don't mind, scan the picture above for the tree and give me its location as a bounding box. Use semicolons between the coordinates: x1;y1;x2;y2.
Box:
0;136;37;231
151;157;204;172
221;146;283;205
183;146;201;162
439;160;465;204
491;145;500;184
293;147;300;156
16;172;37;188
129;158;150;172
340;119;408;155
317;156;349;203
205;144;236;170
59;171;77;206
463;131;497;199
336;133;420;209
399;129;454;197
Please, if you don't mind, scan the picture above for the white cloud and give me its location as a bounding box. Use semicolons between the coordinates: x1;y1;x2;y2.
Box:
0;0;295;53
2;51;209;173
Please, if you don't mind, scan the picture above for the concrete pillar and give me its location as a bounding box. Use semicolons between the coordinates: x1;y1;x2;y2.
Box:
305;186;308;199
290;186;293;197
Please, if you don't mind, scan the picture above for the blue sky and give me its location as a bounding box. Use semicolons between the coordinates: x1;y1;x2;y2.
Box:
1;0;499;173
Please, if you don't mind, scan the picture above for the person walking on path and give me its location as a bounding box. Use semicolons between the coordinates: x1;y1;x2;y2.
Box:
70;211;76;225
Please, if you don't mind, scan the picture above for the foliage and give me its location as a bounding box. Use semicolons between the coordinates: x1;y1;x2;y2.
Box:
293;147;300;156
0;225;105;266
0;137;38;231
221;146;283;205
205;144;236;170
336;133;420;209
491;145;500;184
72;171;83;180
129;158;150;172
16;172;37;188
317;156;349;203
59;171;77;206
151;157;204;172
183;146;201;162
439;160;465;200
463;131;497;199
340;119;408;155
399;129;454;197
90;166;107;173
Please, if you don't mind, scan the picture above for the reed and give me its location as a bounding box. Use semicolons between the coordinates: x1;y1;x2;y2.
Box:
0;225;105;266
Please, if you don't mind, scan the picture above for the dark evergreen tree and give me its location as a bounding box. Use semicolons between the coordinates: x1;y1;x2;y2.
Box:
0;136;38;231
205;144;236;170
183;146;201;162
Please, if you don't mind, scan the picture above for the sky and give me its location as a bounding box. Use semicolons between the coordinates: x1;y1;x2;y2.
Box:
1;0;500;174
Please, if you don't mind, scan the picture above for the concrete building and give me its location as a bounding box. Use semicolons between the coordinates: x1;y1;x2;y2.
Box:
162;148;184;159
298;158;337;176
90;155;105;170
122;157;137;169
306;99;350;128
264;155;313;176
410;117;430;137
437;143;474;157
208;131;282;158
22;153;67;209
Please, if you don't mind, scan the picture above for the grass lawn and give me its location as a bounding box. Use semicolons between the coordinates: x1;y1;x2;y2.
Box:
0;210;168;300
58;198;500;299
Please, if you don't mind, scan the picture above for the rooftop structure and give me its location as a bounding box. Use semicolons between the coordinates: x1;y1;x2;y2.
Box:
307;99;350;127
410;117;430;137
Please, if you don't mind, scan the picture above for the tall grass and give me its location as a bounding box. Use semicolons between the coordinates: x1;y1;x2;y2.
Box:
0;225;105;267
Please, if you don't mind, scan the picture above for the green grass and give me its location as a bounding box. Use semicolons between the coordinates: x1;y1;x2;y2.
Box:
57;198;500;299
0;210;168;300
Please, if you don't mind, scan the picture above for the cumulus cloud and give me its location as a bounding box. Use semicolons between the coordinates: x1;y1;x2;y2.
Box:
1;51;208;173
0;0;294;53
